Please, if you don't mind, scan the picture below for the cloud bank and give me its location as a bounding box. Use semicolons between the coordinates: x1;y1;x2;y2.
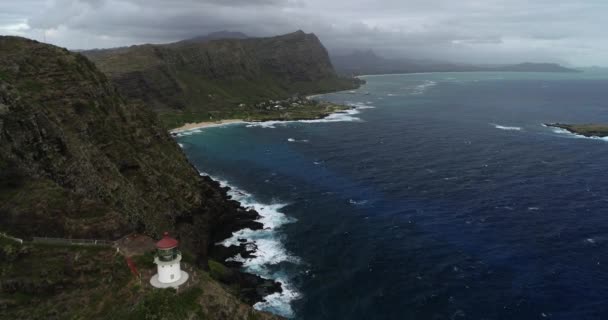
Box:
1;0;606;65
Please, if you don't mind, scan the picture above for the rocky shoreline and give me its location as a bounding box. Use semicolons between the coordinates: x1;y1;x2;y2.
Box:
545;123;608;137
196;175;284;305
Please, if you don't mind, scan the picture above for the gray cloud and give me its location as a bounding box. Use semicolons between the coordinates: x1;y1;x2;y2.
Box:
1;0;606;66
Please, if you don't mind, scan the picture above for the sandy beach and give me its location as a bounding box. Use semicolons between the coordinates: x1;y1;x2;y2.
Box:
170;119;244;133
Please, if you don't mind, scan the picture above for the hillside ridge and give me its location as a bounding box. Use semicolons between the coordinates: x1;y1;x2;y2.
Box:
0;36;282;319
83;30;361;128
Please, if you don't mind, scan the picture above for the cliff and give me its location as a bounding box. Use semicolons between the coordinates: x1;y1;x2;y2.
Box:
83;31;360;127
0;36;281;319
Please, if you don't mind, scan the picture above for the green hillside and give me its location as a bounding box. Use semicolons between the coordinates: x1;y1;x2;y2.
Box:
84;31;361;128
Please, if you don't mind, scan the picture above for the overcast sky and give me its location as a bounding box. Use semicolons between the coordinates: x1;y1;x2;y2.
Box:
1;0;606;66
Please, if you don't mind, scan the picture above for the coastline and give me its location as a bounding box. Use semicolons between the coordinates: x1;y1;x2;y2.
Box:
171;87;371;316
173;100;374;317
200;171;300;318
169;105;365;134
170;119;245;133
544;123;608;140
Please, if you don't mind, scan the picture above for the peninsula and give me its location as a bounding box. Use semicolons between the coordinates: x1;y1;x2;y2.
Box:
545;123;608;137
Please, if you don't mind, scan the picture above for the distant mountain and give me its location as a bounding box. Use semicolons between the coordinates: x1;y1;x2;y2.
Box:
83;30;360;127
177;31;249;44
331;50;579;75
490;62;579;73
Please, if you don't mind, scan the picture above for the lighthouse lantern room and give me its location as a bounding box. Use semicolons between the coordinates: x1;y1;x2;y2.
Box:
150;232;189;288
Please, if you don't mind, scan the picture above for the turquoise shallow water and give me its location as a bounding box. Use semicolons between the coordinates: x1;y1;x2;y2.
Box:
178;71;608;319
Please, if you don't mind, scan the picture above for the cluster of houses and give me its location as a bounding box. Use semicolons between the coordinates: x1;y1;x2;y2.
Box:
238;96;316;111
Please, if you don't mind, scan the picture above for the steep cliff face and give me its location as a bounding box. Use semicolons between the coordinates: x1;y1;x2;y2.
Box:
84;31;359;126
0;37;283;318
0;36;257;255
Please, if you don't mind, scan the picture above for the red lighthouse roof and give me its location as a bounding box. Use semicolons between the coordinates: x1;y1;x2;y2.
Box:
156;232;179;249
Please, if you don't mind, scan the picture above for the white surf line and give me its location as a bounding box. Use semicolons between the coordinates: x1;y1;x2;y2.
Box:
491;123;522;131
199;172;301;318
542;123;608;142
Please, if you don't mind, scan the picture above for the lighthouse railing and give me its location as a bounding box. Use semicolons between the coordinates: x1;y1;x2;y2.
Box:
155;249;181;262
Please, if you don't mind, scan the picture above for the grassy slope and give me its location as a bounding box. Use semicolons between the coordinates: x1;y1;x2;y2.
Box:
0;36;282;319
0;236;280;320
0;36;206;239
546;123;608;137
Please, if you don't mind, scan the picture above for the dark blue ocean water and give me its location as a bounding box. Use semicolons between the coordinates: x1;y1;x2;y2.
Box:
177;71;608;320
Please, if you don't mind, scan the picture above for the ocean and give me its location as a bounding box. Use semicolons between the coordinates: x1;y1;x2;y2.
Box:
176;71;608;319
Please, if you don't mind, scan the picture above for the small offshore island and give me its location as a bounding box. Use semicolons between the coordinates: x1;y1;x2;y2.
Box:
545;123;608;137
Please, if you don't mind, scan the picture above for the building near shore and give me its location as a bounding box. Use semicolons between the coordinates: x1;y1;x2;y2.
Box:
150;232;189;288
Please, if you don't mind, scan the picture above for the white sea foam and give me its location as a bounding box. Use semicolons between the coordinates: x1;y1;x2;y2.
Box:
287;138;295;142
178;143;184;148
245;107;365;129
411;80;437;95
174;103;372;132
254;279;301;317
545;124;608;142
347;102;376;109
287;138;309;143
492;123;522;131
200;172;300;318
349;199;369;206
173;128;210;137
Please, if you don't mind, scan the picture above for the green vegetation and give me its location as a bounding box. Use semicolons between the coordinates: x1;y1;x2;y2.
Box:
546;123;608;137
118;287;205;320
0;239;132;319
162;101;350;129
0;239;279;319
208;259;232;281
0;36;285;319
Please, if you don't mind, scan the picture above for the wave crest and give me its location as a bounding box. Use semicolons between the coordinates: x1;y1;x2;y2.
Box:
492;123;522;131
201;172;300;318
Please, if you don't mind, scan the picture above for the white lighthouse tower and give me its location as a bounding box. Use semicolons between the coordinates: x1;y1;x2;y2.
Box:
150;232;189;288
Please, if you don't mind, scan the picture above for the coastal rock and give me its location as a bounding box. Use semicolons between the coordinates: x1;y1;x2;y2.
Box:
545;123;608;138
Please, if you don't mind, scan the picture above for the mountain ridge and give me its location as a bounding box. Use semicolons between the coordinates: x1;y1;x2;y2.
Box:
83;30;361;128
331;49;580;75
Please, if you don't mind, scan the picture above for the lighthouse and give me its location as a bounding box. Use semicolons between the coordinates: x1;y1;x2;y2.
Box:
150;232;189;288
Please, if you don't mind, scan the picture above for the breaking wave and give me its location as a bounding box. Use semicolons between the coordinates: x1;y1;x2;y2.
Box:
492;124;522;131
200;172;300;318
246;103;373;129
411;80;437;95
542;124;608;142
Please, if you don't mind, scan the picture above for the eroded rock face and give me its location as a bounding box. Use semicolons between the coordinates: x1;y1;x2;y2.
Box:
0;37;257;260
